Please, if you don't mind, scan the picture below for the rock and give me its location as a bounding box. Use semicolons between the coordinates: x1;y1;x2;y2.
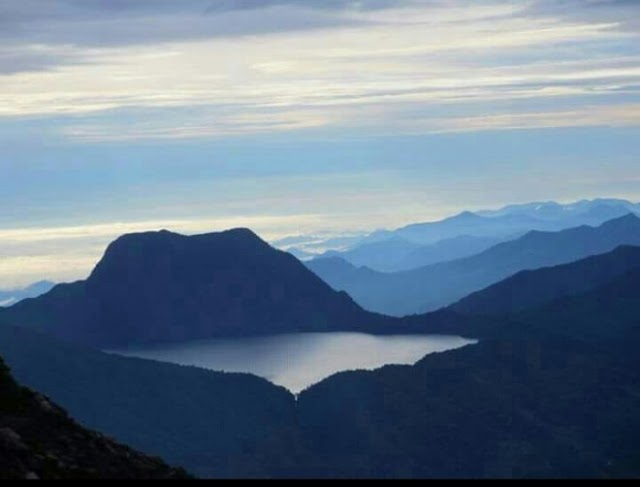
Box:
0;427;28;451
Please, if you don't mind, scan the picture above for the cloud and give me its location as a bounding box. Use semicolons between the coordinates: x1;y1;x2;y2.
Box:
0;0;398;51
0;0;638;139
413;103;640;134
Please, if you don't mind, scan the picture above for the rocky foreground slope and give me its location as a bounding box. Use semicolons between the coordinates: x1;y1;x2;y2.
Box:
0;356;188;479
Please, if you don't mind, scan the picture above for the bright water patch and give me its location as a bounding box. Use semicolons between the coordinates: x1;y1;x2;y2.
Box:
111;333;476;393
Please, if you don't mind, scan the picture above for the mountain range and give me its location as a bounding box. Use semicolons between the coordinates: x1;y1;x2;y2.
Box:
297;270;640;477
1;245;639;477
0;324;303;478
2;201;640;478
287;198;640;271
307;213;640;316
0;229;380;347
0;228;472;348
319;235;505;273
452;245;640;316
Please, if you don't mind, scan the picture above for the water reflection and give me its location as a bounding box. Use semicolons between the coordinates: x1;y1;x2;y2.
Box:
111;333;476;393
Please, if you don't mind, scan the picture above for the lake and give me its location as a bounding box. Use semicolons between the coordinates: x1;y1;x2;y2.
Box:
110;333;476;394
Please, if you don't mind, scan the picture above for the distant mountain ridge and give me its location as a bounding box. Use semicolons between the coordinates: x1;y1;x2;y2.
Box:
372;198;640;243
0;281;55;307
318;234;506;272
364;198;640;246
476;198;640;220
307;214;640;316
286;198;640;269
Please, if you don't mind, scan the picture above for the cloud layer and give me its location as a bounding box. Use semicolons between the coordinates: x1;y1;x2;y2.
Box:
0;0;638;140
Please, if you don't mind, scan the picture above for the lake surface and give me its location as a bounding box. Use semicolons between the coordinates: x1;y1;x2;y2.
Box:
110;333;476;393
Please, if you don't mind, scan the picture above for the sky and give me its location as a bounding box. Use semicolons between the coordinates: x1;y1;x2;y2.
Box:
1;0;639;287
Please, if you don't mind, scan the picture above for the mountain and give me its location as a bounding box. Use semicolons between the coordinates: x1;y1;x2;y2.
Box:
294;269;640;478
307;214;640;316
477;198;640;223
452;245;640;315
357;198;640;247
396;234;505;270
368;210;533;245
0;229;397;347
320;237;421;272
0;281;55;307
271;199;640;266
508;268;640;345
0;325;301;479
0;354;187;479
286;247;316;260
318;235;505;272
2;267;640;478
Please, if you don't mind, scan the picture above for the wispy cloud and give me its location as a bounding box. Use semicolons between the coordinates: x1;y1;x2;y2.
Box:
0;0;638;139
383;103;640;135
0;215;336;244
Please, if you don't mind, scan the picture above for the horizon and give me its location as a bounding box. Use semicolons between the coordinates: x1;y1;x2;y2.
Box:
2;0;639;286
1;196;639;288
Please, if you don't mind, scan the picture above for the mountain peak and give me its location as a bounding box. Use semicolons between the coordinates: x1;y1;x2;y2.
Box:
4;226;377;347
600;212;640;227
216;227;265;242
101;227;269;261
454;211;482;221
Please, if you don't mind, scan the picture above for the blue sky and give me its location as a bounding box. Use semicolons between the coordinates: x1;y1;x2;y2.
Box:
1;0;639;286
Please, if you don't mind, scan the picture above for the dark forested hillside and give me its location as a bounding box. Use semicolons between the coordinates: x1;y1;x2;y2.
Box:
0;355;187;479
2;266;640;478
294;268;640;478
0;325;300;479
452;245;640;315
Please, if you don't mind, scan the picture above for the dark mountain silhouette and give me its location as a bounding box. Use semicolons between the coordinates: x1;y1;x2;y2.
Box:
0;325;301;479
0;354;187;479
0;280;55;307
308;214;640;316
506;268;640;345
2;266;640;478
452;245;640;315
304;256;379;292
294;268;640;478
0;228;408;347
